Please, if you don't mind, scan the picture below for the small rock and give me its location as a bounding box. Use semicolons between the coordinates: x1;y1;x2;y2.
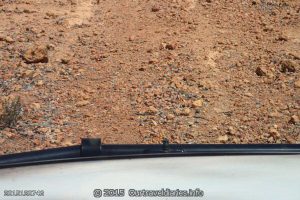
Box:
285;135;296;144
294;80;300;88
268;136;274;143
31;103;41;111
62;138;74;146
268;111;281;118
151;5;160;12
255;66;268;76
280;60;297;73
165;43;176;50
244;92;253;97
128;35;135;41
13;84;22;91
166;113;175;120
192;99;203;108
263;25;274;32
174;108;181;116
289;115;299;124
276;33;288;41
76;100;90;107
0;138;5;145
37;127;50;134
232;138;240;143
181;108;191;116
194;109;201;118
21;70;35;78
218;135;229;143
36;80;44;86
148;58;158;64
3;36;15;44
147;106;158;115
252;0;261;5
47;44;55;50
23;45;49;64
227;126;236;135
61;57;71;64
269;128;280;139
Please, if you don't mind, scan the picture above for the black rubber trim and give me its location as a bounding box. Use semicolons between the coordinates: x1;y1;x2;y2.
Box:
0;142;300;169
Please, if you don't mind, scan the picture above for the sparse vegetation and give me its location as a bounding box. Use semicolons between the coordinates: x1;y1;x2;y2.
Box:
0;97;23;130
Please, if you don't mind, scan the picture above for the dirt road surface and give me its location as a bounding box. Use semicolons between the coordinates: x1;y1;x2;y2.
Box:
0;0;299;154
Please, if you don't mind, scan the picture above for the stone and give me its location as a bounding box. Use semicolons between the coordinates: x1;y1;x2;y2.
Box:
294;80;300;88
255;66;268;76
192;99;203;108
289;115;299;124
218;135;229;143
37;127;50;134
181;108;191;116
23;45;49;64
151;5;160;12
276;33;288;41
268;136;274;143
165;43;176;50
268;111;281;118
21;70;35;78
285;135;296;144
3;36;14;44
166;114;175;120
61;57;71;64
31;103;41;111
36;80;44;86
147;106;158;115
128;35;135;41
280;60;297;73
76;100;90;107
227;126;236;135
269;128;280;139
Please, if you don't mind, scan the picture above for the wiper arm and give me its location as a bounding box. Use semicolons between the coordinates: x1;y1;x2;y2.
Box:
0;138;300;168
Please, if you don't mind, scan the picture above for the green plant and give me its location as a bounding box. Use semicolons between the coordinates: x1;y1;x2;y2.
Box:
0;97;23;130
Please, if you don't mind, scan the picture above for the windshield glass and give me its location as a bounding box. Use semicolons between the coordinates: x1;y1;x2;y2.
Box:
0;0;299;155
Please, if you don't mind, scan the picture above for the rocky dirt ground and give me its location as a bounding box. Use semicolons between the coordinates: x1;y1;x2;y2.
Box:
0;0;299;154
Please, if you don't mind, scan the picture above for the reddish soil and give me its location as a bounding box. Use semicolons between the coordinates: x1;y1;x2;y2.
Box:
0;0;299;154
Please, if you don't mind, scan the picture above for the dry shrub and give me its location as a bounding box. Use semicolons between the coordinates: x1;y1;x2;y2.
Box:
0;97;23;130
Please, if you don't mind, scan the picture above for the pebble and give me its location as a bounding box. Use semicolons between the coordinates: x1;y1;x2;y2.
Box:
289;115;299;124
268;111;281;118
147;106;158;115
192;99;203;108
227;126;236;135
61;57;71;64
285;135;296;144
36;80;44;86
151;5;160;12
255;66;268;76
76;100;90;107
280;60;297;73
23;45;49;64
218;135;229;143
166;113;175;120
268;136;274;143
31;103;41;111
269;128;280;139
294;80;300;88
21;70;35;78
165;43;176;50
128;35;135;41
181;108;191;116
37;127;50;134
2;36;15;43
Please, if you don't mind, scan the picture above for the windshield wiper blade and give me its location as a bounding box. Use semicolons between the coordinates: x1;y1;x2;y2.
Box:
0;138;300;168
